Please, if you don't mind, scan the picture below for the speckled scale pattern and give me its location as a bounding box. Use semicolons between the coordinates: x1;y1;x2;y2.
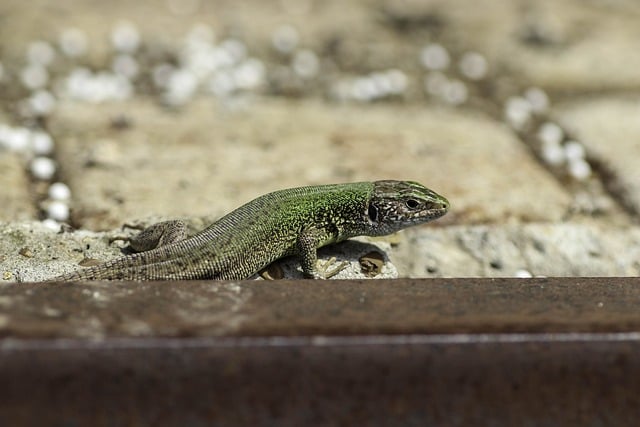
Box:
52;181;449;281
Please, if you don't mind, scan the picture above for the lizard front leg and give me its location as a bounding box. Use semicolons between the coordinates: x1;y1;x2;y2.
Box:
296;226;348;279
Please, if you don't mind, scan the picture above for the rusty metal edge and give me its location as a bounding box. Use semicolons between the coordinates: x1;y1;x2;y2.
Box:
2;332;640;426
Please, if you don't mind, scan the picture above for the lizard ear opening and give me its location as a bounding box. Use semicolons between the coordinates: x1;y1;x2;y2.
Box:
367;204;378;223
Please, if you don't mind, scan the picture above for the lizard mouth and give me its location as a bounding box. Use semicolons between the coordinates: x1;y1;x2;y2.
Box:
425;197;449;217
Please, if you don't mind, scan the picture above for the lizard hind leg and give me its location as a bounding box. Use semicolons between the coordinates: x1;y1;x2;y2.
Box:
127;220;188;252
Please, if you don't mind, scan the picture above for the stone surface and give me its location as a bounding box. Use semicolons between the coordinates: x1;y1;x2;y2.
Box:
381;0;640;91
50;98;571;231
0;153;37;221
397;221;640;278
555;97;640;215
0;220;399;282
3;220;640;283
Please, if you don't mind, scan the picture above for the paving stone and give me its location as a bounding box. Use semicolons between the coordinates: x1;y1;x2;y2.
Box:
50;98;570;231
398;222;640;278
555;97;640;215
3;219;638;283
2;0;638;95
0;153;37;221
0;220;399;282
384;0;640;91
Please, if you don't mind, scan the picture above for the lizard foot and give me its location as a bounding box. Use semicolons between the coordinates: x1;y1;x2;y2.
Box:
314;257;349;279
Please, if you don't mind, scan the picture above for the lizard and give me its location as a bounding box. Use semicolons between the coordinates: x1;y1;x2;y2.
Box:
49;180;449;281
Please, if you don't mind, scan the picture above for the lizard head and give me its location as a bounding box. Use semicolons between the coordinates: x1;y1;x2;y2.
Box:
365;180;449;235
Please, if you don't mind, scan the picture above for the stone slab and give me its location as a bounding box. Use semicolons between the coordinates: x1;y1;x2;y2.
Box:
50;98;571;231
555;97;640;215
0;220;399;282
384;0;640;91
2;220;639;283
0;153;37;221
397;221;640;278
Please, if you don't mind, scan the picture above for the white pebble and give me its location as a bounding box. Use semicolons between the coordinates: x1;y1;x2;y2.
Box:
292;49;319;78
1;127;30;152
541;142;565;166
48;182;71;201
165;69;198;105
524;87;549;113
537;122;564;145
208;70;236;96
564;140;586;161
46;200;70;222
27;41;56;65
568;158;592;180
233;58;265;89
111;21;141;53
458;51;488;80
371;72;393;96
209;47;236;71
186;46;233;77
504;96;532;129
42;218;61;231
21;64;49;90
515;269;533;278
351;77;379;102
30;156;56;180
442;79;468;105
63;68;133;103
28;90;57;116
272;25;299;54
59;28;88;57
31;131;54;155
420;43;450;70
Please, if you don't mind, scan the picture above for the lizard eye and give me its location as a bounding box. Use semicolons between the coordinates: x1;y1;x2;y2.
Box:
405;199;420;209
367;204;378;222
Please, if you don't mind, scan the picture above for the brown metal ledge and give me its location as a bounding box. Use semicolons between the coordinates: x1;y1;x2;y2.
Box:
1;277;640;426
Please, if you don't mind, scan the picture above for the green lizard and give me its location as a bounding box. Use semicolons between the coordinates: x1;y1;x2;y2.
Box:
50;180;449;281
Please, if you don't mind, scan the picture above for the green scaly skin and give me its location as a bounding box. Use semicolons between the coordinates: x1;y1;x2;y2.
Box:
50;180;449;281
